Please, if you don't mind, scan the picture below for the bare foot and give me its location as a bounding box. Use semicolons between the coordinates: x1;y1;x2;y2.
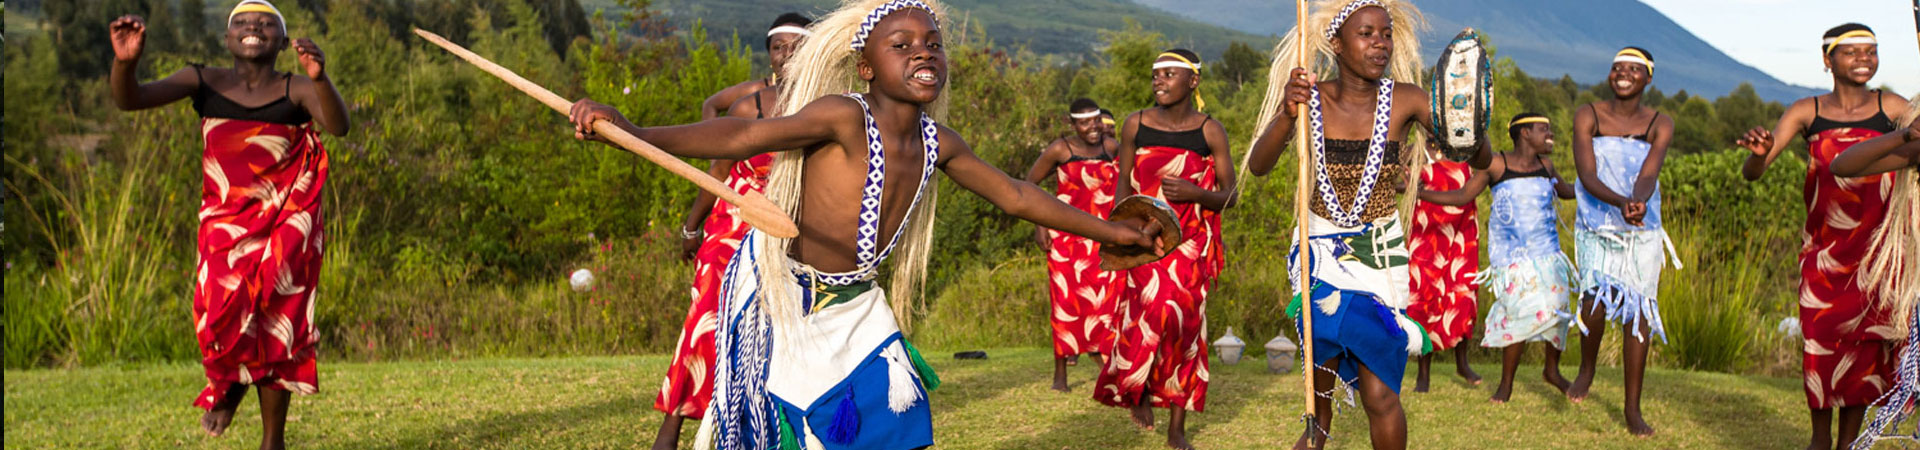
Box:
1167;432;1195;450
1544;370;1572;396
1413;374;1431;393
1626;413;1656;436
200;383;247;436
1051;380;1071;393
1457;364;1483;386
1490;383;1513;403
1566;374;1592;403
1130;403;1155;430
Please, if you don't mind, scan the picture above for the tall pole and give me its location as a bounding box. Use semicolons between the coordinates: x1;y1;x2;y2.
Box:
1292;0;1319;447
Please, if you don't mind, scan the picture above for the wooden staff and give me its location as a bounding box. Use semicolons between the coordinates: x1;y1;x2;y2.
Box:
411;28;799;239
1293;0;1320;447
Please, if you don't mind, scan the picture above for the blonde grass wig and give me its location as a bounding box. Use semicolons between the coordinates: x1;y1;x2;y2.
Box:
1246;0;1430;223
761;0;951;335
1868;95;1920;335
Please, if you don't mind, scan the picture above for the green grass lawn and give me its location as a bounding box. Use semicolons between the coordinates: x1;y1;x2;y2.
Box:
5;348;1821;449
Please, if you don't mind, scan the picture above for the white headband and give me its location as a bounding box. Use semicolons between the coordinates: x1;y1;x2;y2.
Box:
1824;36;1878;46
850;0;936;51
1612;55;1653;70
1069;110;1101;119
1152;60;1201;71
767;25;813;38
228;0;287;35
1325;0;1386;40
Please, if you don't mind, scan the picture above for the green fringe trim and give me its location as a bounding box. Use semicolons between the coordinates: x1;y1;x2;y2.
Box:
776;407;800;450
902;339;941;392
1285;282;1320;320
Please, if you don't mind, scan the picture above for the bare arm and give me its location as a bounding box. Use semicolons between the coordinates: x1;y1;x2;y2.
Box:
1023;139;1068;185
1418;166;1491;206
1248;69;1316;176
1630;114;1675;203
1542;158;1576;200
568;94;855;160
287;38;350;136
1572;105;1631;208
1830;120;1920;177
1738;98;1813;181
1183;119;1237;211
1114;113;1142;199
107;15;198;111
937;129;1151;248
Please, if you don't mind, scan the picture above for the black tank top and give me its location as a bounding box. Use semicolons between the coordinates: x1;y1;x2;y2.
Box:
1805;92;1897;137
1492;153;1551;185
189;64;312;126
1135;118;1211;157
1587;104;1659;142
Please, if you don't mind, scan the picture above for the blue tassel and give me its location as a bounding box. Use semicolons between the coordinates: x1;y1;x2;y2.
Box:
823;390;859;444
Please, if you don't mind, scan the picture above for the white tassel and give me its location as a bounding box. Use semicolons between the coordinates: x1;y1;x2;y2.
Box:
692;414;716;450
804;422;828;450
883;344;922;413
1393;311;1423;353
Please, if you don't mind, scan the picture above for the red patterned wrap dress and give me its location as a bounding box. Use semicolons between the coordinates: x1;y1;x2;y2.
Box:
1047;152;1124;358
189;75;327;409
656;153;774;418
1095;123;1221;412
1407;158;1481;350
1798;102;1900;410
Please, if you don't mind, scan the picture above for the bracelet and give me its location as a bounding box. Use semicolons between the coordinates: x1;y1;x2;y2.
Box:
679;226;702;240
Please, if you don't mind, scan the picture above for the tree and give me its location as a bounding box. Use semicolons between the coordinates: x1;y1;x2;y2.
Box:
1215;41;1265;87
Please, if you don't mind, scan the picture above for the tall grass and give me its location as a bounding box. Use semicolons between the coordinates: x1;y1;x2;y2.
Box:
2;101;201;367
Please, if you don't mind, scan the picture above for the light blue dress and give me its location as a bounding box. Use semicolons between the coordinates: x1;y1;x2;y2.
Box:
1481;171;1575;349
1573;135;1677;343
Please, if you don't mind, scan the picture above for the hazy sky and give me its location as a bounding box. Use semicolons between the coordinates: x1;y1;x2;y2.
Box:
1641;0;1916;95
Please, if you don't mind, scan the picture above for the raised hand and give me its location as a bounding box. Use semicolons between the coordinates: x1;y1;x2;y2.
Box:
292;38;327;81
1735;126;1772;157
1280;68;1317;121
109;15;147;63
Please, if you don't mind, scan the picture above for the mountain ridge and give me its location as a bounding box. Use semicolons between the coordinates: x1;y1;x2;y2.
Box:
1127;0;1823;101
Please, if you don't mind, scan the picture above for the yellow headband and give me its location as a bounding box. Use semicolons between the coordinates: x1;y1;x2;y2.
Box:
228;0;286;34
1102;117;1117;127
1510;117;1550;127
1824;30;1877;54
1153;52;1206;111
1613;48;1653;74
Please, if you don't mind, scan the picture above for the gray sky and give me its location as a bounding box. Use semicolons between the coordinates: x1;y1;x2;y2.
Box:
1642;0;1916;96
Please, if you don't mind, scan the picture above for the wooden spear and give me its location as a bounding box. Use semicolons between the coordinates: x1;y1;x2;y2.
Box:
1293;0;1321;447
412;28;799;239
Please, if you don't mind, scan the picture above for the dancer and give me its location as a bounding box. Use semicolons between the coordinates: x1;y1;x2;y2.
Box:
567;1;1162;448
1246;0;1491;447
1733;23;1908;450
1024;98;1124;393
108;1;349;449
1834;98;1920;450
1564;46;1677;437
1101;108;1119;138
655;12;812;450
1093;48;1236;450
1456;113;1578;404
1407;139;1486;393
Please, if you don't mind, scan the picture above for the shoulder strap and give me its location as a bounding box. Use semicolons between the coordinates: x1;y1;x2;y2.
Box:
1643;111;1660;135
